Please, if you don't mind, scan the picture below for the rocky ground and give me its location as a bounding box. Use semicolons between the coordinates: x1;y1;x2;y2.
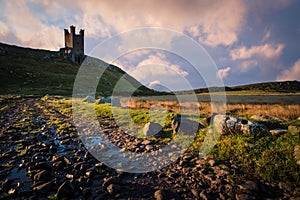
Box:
0;97;297;199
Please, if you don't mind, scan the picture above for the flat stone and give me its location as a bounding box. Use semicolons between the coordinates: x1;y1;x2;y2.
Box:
141;140;151;145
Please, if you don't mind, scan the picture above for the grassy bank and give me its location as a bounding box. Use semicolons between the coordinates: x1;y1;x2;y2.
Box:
39;96;300;195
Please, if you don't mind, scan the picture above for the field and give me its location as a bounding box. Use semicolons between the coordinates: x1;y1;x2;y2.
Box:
1;94;299;199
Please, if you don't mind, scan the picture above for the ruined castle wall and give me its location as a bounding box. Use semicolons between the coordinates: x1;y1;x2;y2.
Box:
72;35;84;55
64;30;73;48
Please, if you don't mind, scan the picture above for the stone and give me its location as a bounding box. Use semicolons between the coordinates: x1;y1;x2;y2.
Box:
57;180;76;198
210;114;267;135
98;97;111;104
143;122;163;137
172;115;203;134
270;128;287;135
208;159;216;167
288;125;300;134
145;145;153;151
154;190;166;200
141;140;151;145
33;181;53;194
7;188;16;195
106;183;121;195
239;180;259;192
83;95;95;103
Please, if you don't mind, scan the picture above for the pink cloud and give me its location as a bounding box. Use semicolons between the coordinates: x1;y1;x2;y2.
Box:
230;43;284;60
277;59;300;81
217;67;231;79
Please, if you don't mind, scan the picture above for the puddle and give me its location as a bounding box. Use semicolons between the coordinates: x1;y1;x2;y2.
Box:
7;166;32;192
83;136;143;171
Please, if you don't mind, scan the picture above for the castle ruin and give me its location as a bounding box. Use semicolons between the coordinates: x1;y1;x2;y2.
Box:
60;25;85;64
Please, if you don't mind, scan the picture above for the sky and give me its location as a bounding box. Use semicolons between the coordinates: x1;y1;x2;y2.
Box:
0;0;300;91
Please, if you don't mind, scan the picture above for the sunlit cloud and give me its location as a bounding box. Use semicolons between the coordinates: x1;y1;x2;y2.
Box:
230;43;284;60
277;59;300;81
217;67;231;79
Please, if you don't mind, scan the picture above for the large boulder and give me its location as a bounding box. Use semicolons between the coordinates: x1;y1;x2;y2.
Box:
97;97;121;106
83;95;95;103
143;122;163;137
209;114;267;135
172;115;204;135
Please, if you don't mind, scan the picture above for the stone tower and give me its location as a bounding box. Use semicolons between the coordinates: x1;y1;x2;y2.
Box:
60;25;84;63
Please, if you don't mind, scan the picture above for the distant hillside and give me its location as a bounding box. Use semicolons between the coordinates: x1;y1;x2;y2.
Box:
0;42;159;96
183;81;300;94
231;81;300;93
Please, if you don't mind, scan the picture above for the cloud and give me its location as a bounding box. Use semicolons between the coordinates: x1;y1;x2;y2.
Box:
128;53;189;80
238;60;259;72
230;43;284;60
261;28;272;43
277;59;300;81
114;52;191;90
217;67;231;79
0;0;248;49
148;80;161;88
0;21;9;37
1;1;62;50
75;14;112;38
65;0;247;47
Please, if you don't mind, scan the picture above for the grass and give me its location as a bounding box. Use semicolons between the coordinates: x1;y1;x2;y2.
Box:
58;97;300;194
5;93;300;196
0;42;159;96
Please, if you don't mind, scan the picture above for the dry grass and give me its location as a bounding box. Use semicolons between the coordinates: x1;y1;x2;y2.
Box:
122;98;300;120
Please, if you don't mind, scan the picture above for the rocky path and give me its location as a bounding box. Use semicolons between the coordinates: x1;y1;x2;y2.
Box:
0;97;289;199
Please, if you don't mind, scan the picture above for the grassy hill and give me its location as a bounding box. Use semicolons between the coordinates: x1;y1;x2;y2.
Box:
0;42;159;96
179;81;300;95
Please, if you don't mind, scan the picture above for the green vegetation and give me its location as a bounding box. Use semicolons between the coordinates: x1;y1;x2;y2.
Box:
0;42;159;96
36;97;300;195
183;119;300;195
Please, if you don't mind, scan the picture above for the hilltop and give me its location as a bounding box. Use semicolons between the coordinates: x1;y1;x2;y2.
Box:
0;42;158;96
176;81;300;94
